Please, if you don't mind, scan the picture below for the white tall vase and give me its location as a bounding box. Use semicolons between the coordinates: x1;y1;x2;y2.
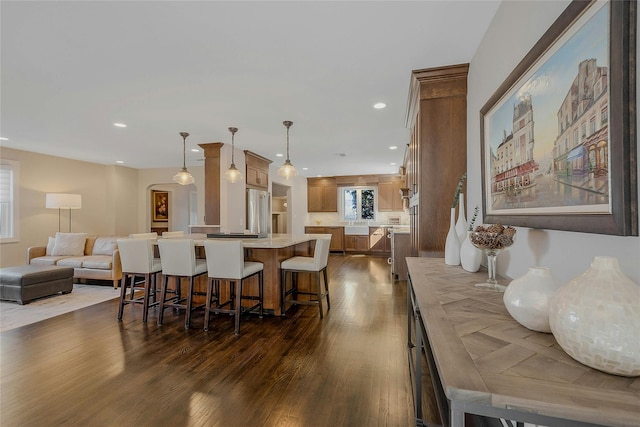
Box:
444;208;460;265
455;193;467;245
549;256;640;377
460;231;482;272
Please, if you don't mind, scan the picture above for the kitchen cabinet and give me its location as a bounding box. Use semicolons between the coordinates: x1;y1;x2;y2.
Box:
304;226;344;252
378;179;405;212
245;150;272;190
307;177;338;212
369;227;390;253
344;235;369;252
405;64;468;257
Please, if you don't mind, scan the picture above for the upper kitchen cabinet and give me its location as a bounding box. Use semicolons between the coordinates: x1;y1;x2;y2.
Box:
245;151;272;190
405;64;468;257
378;176;405;212
307;177;337;212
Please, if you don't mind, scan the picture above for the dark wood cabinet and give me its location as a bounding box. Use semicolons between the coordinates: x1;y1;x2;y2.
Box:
344;235;369;252
307;177;337;212
378;179;405;212
304;226;344;252
369;227;390;253
405;64;468;257
244;150;272;190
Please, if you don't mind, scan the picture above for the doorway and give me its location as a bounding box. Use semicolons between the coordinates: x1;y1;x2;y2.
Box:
271;182;290;234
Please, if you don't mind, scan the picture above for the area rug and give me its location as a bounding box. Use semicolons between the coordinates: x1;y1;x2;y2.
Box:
0;284;119;333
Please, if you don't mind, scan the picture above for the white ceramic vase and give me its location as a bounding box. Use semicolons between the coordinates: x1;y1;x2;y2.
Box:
503;267;558;333
444;207;460;266
460;231;482;273
455;193;467;245
549;256;640;377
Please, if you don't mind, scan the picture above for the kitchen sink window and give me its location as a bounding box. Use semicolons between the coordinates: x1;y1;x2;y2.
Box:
342;187;376;221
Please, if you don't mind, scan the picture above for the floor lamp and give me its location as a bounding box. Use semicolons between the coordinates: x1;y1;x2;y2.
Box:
46;193;82;232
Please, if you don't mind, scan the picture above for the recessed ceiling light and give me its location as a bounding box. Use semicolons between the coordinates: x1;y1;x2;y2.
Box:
302;167;309;171
0;137;8;141
276;153;284;157
373;102;386;109
389;146;398;150
115;160;124;164
316;175;322;177
191;148;199;152
390;162;396;166
113;123;127;128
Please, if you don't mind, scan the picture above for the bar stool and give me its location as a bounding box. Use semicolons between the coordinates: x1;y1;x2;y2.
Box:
280;237;331;318
116;238;162;322
162;231;185;238
203;240;264;335
157;239;208;329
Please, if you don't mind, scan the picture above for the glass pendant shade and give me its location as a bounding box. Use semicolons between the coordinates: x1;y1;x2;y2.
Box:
173;168;195;185
278;120;297;179
174;132;195;185
224;127;243;183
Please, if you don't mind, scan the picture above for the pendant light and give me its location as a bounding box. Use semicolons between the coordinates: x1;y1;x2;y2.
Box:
277;120;297;179
173;132;195;185
224;127;243;183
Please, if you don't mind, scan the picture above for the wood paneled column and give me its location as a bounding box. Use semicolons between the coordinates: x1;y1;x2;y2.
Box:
198;142;224;225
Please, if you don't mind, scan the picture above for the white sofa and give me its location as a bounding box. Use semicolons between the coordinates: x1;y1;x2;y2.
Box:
27;233;123;288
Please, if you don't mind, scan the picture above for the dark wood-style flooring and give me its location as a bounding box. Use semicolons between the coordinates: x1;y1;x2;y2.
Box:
0;255;414;426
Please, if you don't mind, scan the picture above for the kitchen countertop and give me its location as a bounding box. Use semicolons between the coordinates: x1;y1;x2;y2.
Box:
179;233;331;249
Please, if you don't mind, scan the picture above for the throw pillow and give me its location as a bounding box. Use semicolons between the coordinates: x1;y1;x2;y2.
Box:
92;237;118;255
51;232;88;256
46;236;55;256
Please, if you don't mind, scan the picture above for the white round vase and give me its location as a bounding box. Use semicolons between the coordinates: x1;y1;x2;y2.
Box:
549;256;640;377
503;267;558;333
460;231;482;273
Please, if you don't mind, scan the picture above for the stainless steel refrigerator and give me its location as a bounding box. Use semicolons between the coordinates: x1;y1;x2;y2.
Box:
246;189;270;235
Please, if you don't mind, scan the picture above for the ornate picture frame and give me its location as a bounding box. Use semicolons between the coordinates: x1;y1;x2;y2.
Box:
152;191;169;222
480;0;637;235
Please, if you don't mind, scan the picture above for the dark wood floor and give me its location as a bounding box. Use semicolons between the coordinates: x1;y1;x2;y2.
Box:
0;255;415;426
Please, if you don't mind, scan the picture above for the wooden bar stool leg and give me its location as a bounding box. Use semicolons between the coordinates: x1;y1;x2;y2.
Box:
158;275;169;326
323;268;330;310
185;276;194;329
234;280;241;335
142;273;151;323
204;277;213;332
117;274;128;320
316;272;324;319
259;270;264;318
280;269;286;316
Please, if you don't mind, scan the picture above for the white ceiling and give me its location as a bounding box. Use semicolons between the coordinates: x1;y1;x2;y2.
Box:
1;1;500;177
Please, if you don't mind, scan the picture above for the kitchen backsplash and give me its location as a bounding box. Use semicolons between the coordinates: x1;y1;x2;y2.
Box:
306;211;410;226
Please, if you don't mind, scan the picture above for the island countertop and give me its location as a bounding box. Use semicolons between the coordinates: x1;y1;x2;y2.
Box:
183;233;331;249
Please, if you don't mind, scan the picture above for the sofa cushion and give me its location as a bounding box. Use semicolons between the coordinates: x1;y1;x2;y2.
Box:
52;233;88;256
81;256;113;270
46;237;55;256
31;256;73;266
92;237;118;256
56;257;85;268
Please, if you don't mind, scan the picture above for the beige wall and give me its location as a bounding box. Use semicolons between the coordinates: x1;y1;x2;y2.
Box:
0;147;139;267
467;0;640;283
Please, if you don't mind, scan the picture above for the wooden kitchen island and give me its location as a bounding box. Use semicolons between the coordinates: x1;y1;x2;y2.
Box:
183;233;329;316
406;257;640;427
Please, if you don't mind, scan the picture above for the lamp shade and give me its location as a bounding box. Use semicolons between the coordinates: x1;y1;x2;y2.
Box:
46;193;82;209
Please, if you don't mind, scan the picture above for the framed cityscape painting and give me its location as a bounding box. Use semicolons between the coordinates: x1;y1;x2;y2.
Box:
480;0;637;235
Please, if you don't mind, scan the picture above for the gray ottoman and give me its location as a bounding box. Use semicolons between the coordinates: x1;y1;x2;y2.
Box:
0;265;74;304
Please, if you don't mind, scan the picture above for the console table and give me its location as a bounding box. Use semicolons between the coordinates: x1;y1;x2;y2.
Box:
406;257;639;427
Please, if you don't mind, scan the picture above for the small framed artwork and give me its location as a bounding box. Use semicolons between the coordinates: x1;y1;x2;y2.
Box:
480;0;637;235
152;191;169;222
